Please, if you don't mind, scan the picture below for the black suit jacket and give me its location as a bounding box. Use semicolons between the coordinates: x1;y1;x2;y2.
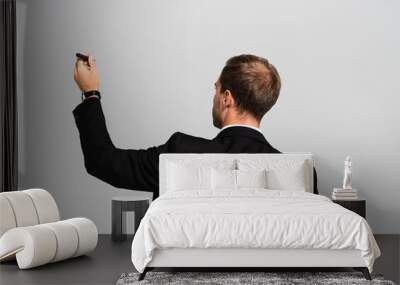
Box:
73;98;319;199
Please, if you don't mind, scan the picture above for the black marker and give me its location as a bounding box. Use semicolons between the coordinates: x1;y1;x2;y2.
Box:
76;53;89;62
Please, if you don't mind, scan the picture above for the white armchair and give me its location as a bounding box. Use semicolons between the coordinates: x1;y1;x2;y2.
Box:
0;188;98;269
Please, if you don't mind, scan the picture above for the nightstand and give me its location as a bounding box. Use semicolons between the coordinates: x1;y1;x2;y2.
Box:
332;199;366;218
111;196;151;242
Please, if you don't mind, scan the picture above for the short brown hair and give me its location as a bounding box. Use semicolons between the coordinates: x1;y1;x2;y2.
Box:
219;54;281;121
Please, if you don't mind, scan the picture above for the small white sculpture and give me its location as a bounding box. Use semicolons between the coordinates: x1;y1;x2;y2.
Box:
342;156;352;190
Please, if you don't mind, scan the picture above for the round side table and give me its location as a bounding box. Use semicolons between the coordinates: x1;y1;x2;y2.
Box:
111;196;151;242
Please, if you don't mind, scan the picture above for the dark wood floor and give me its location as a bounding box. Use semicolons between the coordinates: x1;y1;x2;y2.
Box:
0;234;398;285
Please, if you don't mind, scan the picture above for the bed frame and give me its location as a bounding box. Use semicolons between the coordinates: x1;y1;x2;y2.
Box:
138;153;372;280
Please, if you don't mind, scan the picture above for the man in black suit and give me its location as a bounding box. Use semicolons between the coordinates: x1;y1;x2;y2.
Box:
73;54;318;199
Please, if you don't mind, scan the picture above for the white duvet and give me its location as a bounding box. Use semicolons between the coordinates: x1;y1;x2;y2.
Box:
131;189;381;273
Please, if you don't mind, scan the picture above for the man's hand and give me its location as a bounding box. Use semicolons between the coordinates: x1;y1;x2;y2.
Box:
73;54;100;92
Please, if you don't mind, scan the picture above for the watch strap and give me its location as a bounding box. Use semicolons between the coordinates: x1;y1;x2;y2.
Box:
81;90;101;101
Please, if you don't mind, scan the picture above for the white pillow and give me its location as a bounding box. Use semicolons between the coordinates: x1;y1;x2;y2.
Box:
237;159;308;191
211;168;236;190
165;159;236;192
211;168;268;190
236;169;268;189
266;161;306;191
166;161;212;191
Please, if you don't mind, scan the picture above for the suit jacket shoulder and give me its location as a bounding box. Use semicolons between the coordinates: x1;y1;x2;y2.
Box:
168;131;224;153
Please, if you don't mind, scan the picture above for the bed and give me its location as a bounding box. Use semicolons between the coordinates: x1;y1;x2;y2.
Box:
130;153;381;281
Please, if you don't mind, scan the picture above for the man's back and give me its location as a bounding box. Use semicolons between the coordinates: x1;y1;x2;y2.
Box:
73;99;318;199
169;125;280;154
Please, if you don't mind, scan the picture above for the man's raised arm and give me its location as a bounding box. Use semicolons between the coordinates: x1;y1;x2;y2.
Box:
73;99;177;193
72;54;176;196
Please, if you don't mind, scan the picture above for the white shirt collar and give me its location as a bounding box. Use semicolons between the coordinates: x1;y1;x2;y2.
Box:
220;124;263;135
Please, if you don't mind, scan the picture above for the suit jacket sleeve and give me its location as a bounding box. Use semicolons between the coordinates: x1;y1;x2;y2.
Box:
72;99;176;192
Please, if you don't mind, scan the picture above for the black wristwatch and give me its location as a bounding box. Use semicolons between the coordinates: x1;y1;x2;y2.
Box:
81;90;101;101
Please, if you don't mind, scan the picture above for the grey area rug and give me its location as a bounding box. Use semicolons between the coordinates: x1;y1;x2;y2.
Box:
116;271;396;285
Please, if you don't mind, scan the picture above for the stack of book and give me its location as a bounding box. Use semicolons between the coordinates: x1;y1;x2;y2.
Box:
332;188;358;200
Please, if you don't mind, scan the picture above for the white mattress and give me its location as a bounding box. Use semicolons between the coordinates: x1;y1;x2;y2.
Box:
131;189;381;273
